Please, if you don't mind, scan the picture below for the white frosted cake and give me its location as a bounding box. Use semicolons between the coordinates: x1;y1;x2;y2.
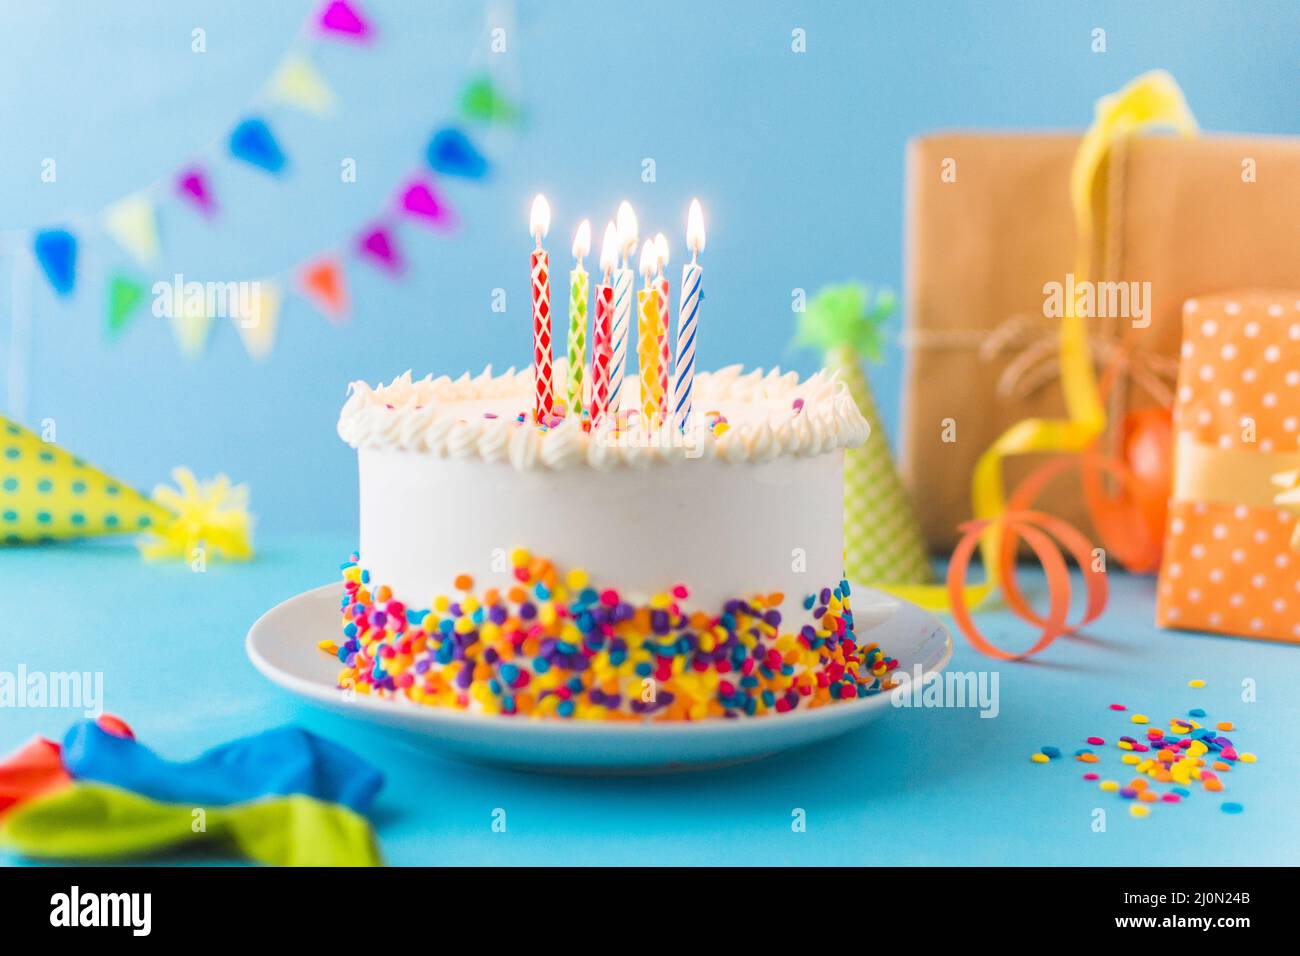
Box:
324;361;898;720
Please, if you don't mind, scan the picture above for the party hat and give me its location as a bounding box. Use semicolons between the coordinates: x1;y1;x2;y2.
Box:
0;416;252;561
796;284;932;586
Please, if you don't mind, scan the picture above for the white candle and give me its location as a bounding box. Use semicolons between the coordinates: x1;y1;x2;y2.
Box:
610;200;638;415
674;199;705;431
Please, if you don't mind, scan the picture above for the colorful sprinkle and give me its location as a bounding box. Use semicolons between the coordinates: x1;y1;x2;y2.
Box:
1220;802;1244;814
1030;753;1050;764
1086;736;1105;745
326;551;894;721
1130;713;1149;725
1188;679;1206;688
1109;703;1126;711
1040;745;1061;759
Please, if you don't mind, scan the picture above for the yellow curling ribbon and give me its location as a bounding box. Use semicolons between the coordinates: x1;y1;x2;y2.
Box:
885;71;1198;615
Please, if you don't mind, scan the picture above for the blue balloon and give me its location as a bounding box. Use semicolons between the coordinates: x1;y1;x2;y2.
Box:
229;117;287;175
426;126;489;179
33;228;77;296
61;722;383;813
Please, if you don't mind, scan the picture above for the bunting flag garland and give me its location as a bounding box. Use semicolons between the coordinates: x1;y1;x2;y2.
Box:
33;229;77;297
175;166;216;218
269;54;336;116
102;194;160;266
426;126;490;179
7;1;518;368
232;281;282;360
170;294;214;361
459;74;522;125
298;257;349;322
229;117;288;175
317;0;373;42
104;274;146;339
356;224;402;274
399;178;455;230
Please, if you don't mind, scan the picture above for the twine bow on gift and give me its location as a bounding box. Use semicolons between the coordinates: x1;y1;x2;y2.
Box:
975;313;1180;408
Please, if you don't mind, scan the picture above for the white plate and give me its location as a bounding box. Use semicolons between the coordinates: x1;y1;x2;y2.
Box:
246;583;952;774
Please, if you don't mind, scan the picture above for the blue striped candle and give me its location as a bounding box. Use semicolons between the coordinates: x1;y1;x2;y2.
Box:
673;200;706;431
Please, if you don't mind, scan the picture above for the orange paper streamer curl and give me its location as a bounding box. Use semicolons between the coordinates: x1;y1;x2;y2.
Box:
946;507;1108;662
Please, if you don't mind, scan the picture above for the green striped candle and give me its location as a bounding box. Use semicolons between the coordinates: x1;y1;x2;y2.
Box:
566;219;591;416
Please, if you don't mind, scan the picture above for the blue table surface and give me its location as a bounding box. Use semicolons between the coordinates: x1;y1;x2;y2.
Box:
3;534;1296;866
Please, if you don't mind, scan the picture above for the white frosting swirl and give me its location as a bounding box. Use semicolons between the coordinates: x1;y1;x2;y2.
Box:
338;364;870;470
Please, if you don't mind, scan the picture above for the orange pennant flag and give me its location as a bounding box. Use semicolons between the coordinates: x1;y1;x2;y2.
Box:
298;257;349;323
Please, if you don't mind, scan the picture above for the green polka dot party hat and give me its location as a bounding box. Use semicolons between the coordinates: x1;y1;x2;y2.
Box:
795;284;932;587
1;415;253;560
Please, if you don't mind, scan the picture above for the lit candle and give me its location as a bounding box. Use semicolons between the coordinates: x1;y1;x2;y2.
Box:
529;194;553;420
566;219;591;418
591;222;618;428
653;233;671;425
673;199;705;431
610;201;638;415
637;239;665;426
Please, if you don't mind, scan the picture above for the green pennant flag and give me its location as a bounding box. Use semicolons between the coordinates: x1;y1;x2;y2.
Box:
105;274;146;339
459;74;521;124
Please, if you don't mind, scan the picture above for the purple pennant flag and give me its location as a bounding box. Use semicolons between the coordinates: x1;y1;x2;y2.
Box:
176;167;216;218
318;0;372;41
356;224;402;275
398;178;456;230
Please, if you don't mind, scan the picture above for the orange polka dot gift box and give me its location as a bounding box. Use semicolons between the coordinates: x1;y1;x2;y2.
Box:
1156;290;1300;643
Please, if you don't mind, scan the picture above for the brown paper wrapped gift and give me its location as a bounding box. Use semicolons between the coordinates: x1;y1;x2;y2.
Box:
901;132;1300;552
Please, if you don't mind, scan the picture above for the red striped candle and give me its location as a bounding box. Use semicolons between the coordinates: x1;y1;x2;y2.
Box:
529;195;553;420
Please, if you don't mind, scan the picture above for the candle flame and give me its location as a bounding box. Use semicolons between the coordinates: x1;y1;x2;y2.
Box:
599;222;619;275
638;239;658;280
530;194;551;241
687;198;706;257
616;200;639;253
572;219;591;260
654;233;669;271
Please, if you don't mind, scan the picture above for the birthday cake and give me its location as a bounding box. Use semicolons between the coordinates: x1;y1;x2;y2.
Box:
321;197;896;720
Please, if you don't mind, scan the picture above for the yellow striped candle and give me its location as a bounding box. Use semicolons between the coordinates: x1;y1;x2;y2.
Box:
566;219;591;417
637;240;665;426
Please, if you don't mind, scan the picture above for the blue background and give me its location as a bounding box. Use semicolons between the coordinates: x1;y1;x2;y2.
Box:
1;2;1298;868
1;0;1296;534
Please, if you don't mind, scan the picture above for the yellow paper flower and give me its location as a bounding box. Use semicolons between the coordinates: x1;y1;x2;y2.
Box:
1273;467;1300;550
139;467;254;562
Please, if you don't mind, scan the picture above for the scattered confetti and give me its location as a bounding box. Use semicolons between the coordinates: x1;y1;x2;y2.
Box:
1040;746;1061;759
1188;679;1206;688
1027;687;1258;820
1031;753;1050;764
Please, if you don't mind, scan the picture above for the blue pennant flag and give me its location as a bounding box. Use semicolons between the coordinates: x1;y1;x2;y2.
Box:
229;117;287;175
426;126;488;179
33;228;78;296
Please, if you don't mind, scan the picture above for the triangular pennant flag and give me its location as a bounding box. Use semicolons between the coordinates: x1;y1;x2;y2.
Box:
298;257;349;322
229;118;287;175
398;178;455;230
105;274;146;340
459;75;521;125
102;194;160;267
269;54;336;116
355;225;402;275
426;127;488;180
232;281;281;361
317;0;372;41
176;167;216;218
170;294;214;360
33;229;77;297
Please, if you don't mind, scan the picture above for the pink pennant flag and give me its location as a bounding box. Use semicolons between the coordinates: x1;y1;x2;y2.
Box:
318;0;372;41
176;167;216;218
356;224;403;275
398;178;456;231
